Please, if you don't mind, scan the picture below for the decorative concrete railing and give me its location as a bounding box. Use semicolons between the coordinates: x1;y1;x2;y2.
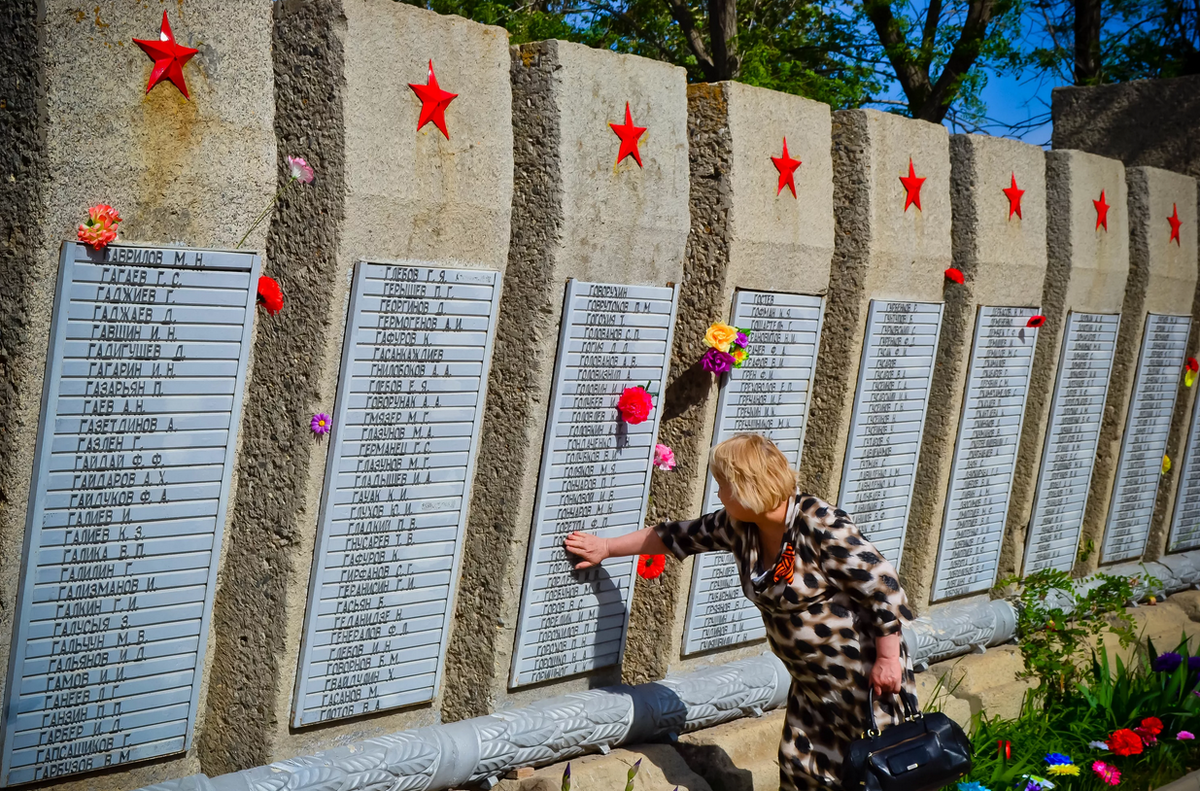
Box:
139;550;1200;791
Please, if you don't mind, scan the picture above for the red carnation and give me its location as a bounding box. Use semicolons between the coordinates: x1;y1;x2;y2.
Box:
637;554;666;580
257;275;284;315
944;267;965;285
617;386;653;424
1026;315;1046;328
1109;728;1144;756
1140;716;1164;736
1187;357;1198;373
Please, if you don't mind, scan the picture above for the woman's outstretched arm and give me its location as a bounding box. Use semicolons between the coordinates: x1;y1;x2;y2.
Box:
564;527;670;569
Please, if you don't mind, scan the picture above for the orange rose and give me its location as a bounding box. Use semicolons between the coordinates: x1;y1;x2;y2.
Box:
705;322;739;353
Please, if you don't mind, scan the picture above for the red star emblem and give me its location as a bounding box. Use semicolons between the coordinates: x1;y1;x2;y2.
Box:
1002;172;1025;220
1094;190;1110;231
1169;203;1183;245
610;103;647;168
408;60;457;140
899;158;925;212
771;137;802;198
133;11;199;99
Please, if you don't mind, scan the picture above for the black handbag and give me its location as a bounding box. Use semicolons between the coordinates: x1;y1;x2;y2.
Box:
841;690;973;791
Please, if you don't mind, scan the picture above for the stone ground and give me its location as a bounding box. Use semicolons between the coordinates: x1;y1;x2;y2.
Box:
494;592;1200;791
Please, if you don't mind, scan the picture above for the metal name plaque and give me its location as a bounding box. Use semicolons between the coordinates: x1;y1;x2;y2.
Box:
838;300;943;566
0;242;259;787
1170;379;1200;553
1023;313;1120;573
291;262;501;727
681;290;824;656
932;307;1039;600
1103;314;1191;563
510;280;679;688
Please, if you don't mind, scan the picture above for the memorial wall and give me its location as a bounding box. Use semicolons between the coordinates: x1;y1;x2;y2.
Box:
904;135;1048;606
441;39;689;719
798;110;952;613
0;1;276;788
1132;169;1200;560
1078;161;1197;574
625;82;835;681
2;2;1200;789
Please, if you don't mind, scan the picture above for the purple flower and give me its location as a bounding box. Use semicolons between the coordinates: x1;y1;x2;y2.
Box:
1154;652;1183;672
1189;656;1200;672
735;331;749;347
311;413;332;436
701;347;735;375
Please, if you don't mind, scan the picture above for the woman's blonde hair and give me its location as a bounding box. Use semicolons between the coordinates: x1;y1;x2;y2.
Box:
709;434;797;514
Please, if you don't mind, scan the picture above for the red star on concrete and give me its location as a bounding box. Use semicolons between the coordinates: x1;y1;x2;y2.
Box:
1002;172;1025;220
771;137;802;198
899;158;926;212
1094;189;1110;231
408;60;457;140
610;103;647;168
1169;203;1183;245
133;11;199;99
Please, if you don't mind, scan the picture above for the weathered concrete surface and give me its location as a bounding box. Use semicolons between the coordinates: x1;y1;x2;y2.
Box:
444;40;688;720
629;81;833;683
1079;162;1196;573
675;710;783;791
202;0;513;774
904;134;1047;608
999;151;1134;580
1053;76;1200;181
1137;169;1199;561
799;109;950;613
0;1;276;788
495;746;713;791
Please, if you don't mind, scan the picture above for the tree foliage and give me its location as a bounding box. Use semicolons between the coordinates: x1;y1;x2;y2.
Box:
1025;0;1200;84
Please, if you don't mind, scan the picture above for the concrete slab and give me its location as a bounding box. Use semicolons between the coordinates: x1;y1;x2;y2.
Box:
443;39;688;719
626;80;833;683
0;1;275;787
798;109;950;614
200;0;514;772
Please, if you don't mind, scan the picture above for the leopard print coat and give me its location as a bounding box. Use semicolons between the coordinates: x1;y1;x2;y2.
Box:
655;493;919;791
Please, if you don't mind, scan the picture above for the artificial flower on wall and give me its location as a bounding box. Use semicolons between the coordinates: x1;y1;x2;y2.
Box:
78;204;122;250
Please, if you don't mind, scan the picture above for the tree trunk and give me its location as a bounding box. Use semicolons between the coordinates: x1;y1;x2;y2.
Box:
1074;0;1102;84
708;0;738;80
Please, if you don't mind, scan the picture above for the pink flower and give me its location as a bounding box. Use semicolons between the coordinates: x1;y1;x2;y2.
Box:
1178;731;1195;740
287;155;315;184
310;413;332;435
653;444;676;471
1091;761;1120;785
77;204;122;250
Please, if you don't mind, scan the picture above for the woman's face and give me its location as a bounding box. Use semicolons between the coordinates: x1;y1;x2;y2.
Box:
716;477;757;522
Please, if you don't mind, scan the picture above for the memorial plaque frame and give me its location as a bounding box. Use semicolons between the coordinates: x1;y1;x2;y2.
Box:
509;279;680;688
0;242;260;787
680;289;825;656
290;260;503;727
837;299;945;568
1102;313;1191;563
1169;381;1200;553
931;306;1040;601
1022;312;1120;573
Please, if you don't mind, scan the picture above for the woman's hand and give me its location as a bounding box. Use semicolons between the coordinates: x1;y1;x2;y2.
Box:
869;655;904;697
871;632;904;696
564;531;610;569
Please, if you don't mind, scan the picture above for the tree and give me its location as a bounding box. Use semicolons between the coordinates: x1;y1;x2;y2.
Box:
1025;0;1200;85
859;0;1022;123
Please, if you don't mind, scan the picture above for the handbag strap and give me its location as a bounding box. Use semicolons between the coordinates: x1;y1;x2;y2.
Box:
865;687;918;735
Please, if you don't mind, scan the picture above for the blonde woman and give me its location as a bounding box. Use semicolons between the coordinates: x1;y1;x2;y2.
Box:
565;433;918;791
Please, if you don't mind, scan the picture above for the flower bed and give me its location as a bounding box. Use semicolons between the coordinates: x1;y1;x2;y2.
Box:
938;566;1200;790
